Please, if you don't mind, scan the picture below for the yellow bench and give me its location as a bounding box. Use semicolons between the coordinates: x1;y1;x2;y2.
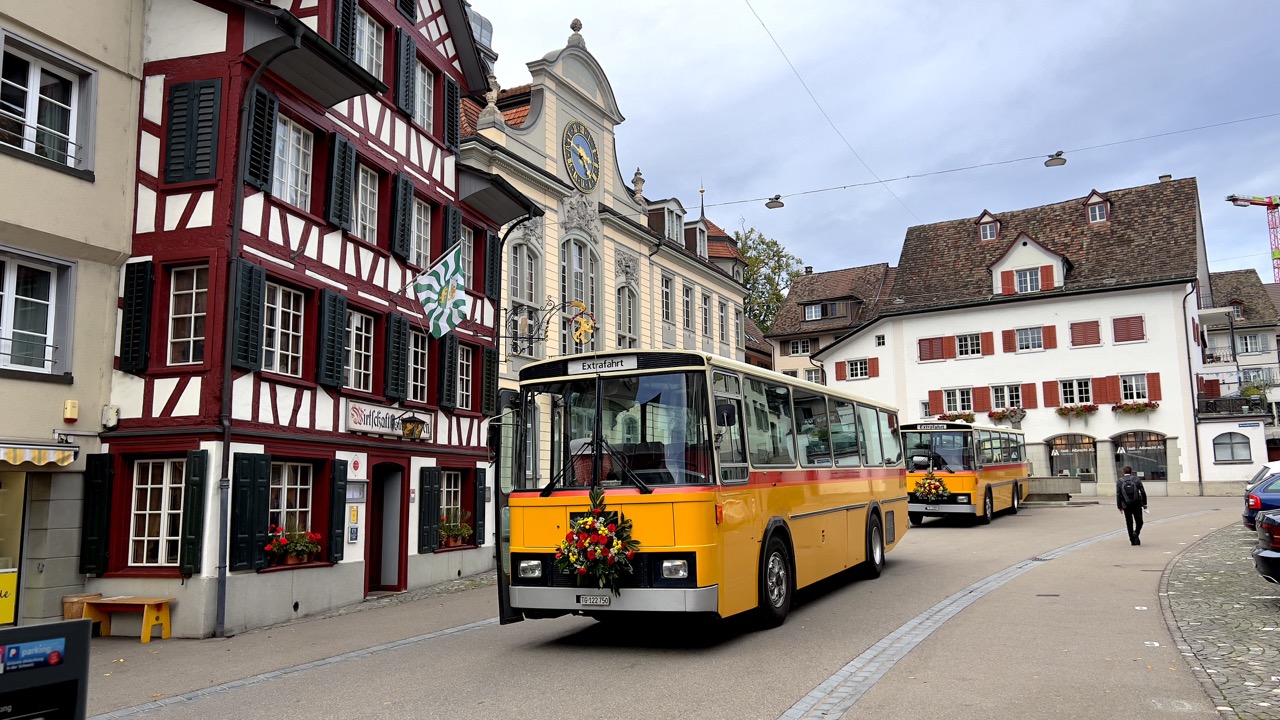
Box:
82;596;175;643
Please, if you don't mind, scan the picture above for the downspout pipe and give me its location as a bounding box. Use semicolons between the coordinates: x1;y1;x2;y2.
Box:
216;30;303;639
1182;283;1203;497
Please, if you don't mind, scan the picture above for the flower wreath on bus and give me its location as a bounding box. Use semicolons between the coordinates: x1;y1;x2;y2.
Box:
912;468;952;503
554;486;640;596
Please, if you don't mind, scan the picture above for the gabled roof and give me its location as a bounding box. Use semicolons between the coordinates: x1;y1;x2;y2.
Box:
887;178;1200;313
708;238;744;262
706;219;732;238
1208;270;1280;328
460;85;532;136
768;263;895;337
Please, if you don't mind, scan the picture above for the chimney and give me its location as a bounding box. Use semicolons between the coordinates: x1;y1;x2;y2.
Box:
1159;174;1172;183
804;266;813;275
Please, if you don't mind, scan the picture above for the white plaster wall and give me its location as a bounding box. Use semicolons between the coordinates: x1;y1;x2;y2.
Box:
993;239;1058;294
1197;420;1268;483
143;0;226;62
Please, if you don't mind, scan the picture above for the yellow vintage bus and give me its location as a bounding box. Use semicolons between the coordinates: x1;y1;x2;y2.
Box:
492;350;908;626
900;421;1030;526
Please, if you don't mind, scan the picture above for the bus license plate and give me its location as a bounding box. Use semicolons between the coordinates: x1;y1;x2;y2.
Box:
925;505;939;511
578;595;610;606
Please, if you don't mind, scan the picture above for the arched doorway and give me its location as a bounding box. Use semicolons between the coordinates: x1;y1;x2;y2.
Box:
1111;431;1167;481
1047;434;1098;479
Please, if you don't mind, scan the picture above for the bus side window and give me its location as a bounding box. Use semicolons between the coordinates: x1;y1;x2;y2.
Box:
856;403;884;466
829;398;861;468
715;395;748;483
877;409;901;466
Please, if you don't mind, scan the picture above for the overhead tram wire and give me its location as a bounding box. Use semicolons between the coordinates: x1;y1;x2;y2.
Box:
742;0;921;223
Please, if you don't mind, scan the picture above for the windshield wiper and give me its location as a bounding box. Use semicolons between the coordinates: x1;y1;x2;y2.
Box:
600;439;652;494
541;441;595;497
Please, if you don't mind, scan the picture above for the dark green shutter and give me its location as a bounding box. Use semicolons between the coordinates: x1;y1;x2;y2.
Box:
389;173;415;263
164;79;221;184
178;449;208;575
396;0;416;21
384;313;409;401
473;468;486;546
418;467;441;553
328;459;348;563
79;453;113;575
438;334;459;411
395;27;416;115
443;205;461;251
231;260;266;371
333;0;356;57
327;133;356;231
443;75;460;152
317;289;348;388
230;453;271;571
119;261;154;374
482;346;498;416
484;231;501;300
244;86;277;192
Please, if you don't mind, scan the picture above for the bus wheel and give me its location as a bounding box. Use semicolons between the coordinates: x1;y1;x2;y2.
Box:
908;512;923;527
758;535;792;627
861;514;886;579
1009;485;1020;515
979;490;994;525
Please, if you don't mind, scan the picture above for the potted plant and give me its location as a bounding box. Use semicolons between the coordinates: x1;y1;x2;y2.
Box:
1056;403;1099;419
265;523;323;565
987;407;1026;424
439;509;473;548
937;412;975;423
1112;400;1159;414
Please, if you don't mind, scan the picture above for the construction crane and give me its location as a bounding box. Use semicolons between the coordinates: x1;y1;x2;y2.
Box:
1226;194;1280;282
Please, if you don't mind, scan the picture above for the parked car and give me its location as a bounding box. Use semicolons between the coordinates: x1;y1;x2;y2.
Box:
1246;465;1272;493
1253;511;1280;585
1243;469;1280;531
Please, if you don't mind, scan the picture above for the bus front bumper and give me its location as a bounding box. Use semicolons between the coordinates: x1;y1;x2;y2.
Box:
511;585;719;613
909;502;974;515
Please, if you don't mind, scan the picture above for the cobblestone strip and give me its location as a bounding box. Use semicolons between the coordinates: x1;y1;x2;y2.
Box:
1162;524;1280;720
780;511;1211;720
88;618;499;719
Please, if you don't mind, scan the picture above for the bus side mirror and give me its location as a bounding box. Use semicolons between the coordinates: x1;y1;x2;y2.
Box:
716;403;737;427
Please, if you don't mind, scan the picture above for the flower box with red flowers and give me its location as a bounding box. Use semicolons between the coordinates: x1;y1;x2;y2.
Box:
265;523;323;564
553;486;641;596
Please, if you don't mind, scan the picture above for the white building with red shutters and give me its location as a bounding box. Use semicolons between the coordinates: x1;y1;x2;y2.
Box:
812;176;1215;496
85;0;538;636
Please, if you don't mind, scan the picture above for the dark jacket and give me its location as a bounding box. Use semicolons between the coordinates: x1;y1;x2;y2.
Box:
1116;473;1148;509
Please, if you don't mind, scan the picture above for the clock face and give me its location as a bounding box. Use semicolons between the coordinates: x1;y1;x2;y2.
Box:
562;120;599;193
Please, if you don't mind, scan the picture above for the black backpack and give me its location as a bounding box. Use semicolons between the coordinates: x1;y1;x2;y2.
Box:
1119;476;1138;505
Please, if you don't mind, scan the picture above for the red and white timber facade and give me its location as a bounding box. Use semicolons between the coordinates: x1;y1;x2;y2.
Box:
89;0;532;636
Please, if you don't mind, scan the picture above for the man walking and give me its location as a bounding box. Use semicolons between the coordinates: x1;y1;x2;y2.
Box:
1116;465;1148;545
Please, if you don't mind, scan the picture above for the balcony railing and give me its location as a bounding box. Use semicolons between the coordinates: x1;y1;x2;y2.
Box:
1197;396;1270;417
1203;345;1233;364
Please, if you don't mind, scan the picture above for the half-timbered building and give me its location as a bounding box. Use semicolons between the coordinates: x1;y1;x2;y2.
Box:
86;0;537;637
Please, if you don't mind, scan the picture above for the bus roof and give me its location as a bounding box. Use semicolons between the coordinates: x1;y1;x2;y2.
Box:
518;349;897;412
900;421;1025;435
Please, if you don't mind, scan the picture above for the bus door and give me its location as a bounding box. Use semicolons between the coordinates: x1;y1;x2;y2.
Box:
712;372;755;612
492;389;523;624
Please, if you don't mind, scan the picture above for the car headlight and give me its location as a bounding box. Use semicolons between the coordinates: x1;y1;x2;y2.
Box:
517;559;542;578
661;559;689;579
954;494;970;504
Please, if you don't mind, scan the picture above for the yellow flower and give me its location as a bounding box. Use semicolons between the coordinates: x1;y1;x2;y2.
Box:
569;553;578;563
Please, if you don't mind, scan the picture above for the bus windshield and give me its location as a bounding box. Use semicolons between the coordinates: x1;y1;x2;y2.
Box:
902;431;974;472
521;371;714;489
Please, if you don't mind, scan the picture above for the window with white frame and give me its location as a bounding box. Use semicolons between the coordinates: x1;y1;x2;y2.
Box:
804;305;821;321
168;265;208;365
979;222;997;241
1015;326;1043;351
661;276;672;323
805;368;821;384
1087;203;1107;223
719;302;728;342
1;253;58;371
129;459;185;566
1232;303;1244;320
457;344;473;409
344;309;373;391
944;388;973;412
735;310;743;348
665;209;681;241
560;238;598;354
413;59;433;131
1059;378;1092;405
271;115;313;209
616;286;637;348
696;228;708;258
442;470;462;522
956;333;982;357
1239;333;1263;354
353;8;384;79
509;243;537;305
783;370;798;378
790;338;812;355
460;226;474;287
1120;373;1148;401
991;384;1022;408
875;334;885;347
0;43;84;167
269;461;312;533
354;164;378;242
848;359;869;378
1213;432;1251;463
682;285;692;330
1015;268;1041;293
263;282;304;377
411;197;431;267
701;293;711;336
409;329;428;403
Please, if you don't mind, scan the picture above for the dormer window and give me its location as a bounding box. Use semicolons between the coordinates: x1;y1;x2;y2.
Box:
980;222;998;241
804;305;821;321
665;208;682;241
1087;202;1108;223
1232;302;1244;320
697;228;708;258
1015;268;1041;293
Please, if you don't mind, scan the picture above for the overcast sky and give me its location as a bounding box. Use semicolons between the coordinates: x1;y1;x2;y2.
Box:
473;1;1280;286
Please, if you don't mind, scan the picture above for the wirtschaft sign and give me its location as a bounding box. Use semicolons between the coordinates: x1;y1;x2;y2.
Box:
346;400;432;439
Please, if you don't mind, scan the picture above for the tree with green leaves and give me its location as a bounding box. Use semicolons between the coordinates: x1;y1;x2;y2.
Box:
735;225;804;333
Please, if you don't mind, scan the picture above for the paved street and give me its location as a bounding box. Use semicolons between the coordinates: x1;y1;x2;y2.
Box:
83;497;1279;720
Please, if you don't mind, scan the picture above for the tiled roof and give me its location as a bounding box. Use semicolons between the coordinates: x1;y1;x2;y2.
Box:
768;263;894;337
705;219;732;238
708;238;744;262
887;178;1202;313
1209;270;1280;328
743;315;773;355
597;204;735;281
1263;282;1280;317
460;85;532;136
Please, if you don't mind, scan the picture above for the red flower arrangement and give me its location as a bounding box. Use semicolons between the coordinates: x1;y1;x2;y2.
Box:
553;486;640;596
265;523;322;560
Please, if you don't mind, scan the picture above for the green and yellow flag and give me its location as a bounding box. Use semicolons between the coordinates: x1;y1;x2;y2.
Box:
412;244;470;338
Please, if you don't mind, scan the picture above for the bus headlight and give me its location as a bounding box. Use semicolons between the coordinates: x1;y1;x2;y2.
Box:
661;559;689;579
954;494;970;504
517;560;543;578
